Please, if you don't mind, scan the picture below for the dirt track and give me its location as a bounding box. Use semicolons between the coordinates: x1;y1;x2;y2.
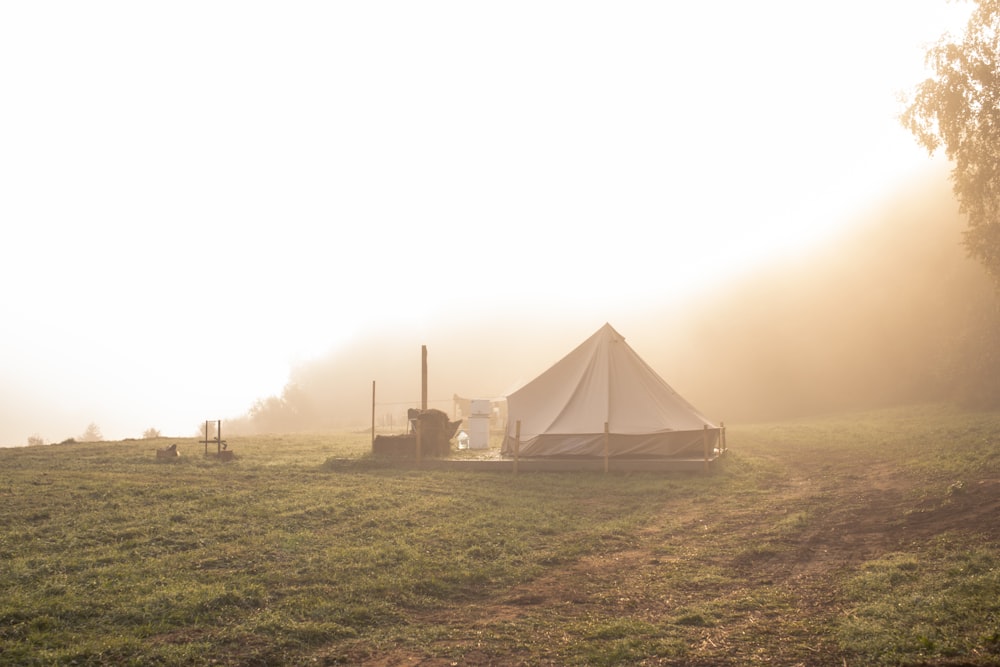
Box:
348;450;1000;666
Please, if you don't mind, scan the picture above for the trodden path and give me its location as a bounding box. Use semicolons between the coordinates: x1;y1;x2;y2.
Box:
331;450;1000;666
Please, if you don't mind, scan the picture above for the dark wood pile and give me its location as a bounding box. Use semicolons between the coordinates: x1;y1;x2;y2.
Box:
372;408;462;458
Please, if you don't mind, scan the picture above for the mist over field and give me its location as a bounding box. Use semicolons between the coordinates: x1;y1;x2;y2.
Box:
646;170;995;422
4;2;980;446
3;167;993;446
229;168;996;434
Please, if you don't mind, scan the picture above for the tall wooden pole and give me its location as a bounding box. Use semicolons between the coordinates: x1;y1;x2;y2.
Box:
421;345;428;411
371;380;376;449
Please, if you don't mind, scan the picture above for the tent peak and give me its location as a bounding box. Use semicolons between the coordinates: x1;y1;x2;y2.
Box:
598;322;624;343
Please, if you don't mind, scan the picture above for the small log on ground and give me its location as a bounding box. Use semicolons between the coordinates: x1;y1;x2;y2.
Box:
156;443;180;459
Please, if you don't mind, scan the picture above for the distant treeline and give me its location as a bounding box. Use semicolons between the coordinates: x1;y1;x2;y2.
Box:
228;170;1000;433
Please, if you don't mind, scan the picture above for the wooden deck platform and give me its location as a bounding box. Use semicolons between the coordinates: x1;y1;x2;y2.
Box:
371;452;725;473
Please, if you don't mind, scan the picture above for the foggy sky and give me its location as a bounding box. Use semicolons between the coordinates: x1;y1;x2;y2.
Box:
0;1;976;444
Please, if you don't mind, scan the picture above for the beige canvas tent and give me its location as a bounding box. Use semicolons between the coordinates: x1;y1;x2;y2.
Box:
502;323;721;458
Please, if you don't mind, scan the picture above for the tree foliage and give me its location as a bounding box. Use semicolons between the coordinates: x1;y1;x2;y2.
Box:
80;422;103;442
950;294;1000;407
248;383;314;433
902;0;1000;282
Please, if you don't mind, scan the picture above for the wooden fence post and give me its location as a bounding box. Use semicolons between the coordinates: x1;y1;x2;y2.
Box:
604;421;610;474
421;345;428;411
514;420;520;476
703;424;710;472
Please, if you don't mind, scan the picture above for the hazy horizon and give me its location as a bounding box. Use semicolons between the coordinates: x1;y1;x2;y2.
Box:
216;167;993;437
1;1;979;445
5;165;991;445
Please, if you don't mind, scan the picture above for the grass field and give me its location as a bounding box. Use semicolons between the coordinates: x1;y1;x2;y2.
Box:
2;404;999;666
